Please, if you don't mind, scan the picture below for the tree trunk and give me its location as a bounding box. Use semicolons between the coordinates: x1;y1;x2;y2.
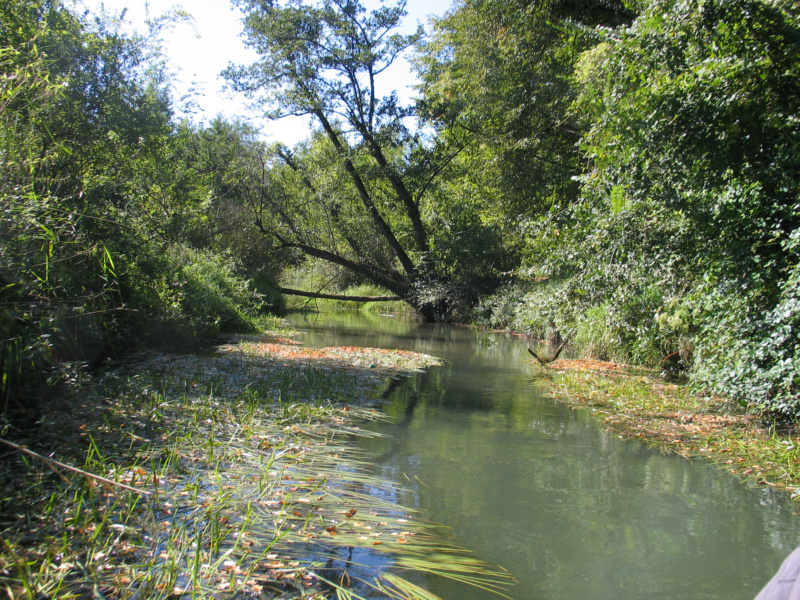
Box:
278;287;403;302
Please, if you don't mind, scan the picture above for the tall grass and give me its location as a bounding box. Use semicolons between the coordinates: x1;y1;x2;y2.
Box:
0;336;512;599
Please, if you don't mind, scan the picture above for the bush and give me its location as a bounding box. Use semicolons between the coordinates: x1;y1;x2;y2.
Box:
121;245;268;345
472;278;582;342
693;236;800;415
474;271;691;368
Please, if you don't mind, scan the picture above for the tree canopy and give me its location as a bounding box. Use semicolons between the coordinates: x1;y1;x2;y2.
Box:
0;0;279;424
224;0;507;319
4;0;800;418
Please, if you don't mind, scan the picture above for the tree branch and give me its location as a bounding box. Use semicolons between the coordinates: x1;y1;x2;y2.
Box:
355;124;430;254
313;109;418;276
277;287;402;302
0;437;151;496
273;235;409;296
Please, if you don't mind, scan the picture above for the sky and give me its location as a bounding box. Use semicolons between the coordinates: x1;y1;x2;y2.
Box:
71;0;455;146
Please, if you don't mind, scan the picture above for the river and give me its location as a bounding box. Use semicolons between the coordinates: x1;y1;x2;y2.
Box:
286;311;800;600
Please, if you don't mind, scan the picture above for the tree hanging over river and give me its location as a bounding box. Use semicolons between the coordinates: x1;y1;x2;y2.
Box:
224;0;505;321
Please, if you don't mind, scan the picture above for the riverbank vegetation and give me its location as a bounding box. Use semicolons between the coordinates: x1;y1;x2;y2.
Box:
4;0;799;424
547;360;800;500
433;0;800;420
0;1;291;432
279;262;412;315
0;332;515;599
2;0;800;593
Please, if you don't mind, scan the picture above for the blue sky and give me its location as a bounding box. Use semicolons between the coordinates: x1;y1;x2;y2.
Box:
73;0;454;146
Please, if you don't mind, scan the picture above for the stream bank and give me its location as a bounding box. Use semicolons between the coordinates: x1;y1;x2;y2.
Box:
547;358;800;501
4;312;800;600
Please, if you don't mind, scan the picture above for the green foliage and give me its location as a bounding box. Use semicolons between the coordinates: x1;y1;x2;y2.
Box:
416;0;634;233
223;0;515;321
571;0;800;409
123;245;267;343
472;279;562;337
481;0;800;412
280;259;409;312
0;1;280;425
409;0;640;325
474;273;689;366
0;1;119;420
692;234;800;415
225;0;428;298
575;0;800;287
464;0;800;408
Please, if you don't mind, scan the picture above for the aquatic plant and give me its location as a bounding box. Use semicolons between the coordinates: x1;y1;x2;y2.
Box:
0;335;513;599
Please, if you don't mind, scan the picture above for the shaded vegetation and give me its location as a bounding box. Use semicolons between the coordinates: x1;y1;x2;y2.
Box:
0;1;284;430
444;0;800;417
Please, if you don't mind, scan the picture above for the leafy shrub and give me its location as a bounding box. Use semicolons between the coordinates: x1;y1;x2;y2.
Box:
121;245;267;344
475;279;580;336
508;0;800;411
572;304;622;362
693;235;800;415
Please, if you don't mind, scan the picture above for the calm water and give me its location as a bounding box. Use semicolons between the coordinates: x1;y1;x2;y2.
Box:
287;311;800;600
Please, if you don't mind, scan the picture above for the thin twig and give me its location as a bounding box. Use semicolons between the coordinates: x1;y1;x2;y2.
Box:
661;350;680;363
0;437;151;496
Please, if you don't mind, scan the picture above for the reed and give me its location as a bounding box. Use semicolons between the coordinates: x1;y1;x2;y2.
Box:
0;334;513;599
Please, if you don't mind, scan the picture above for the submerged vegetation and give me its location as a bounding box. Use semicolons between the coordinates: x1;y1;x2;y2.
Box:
0;332;514;599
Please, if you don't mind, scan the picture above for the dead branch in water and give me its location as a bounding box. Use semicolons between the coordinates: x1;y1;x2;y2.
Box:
0;437;151;495
528;339;569;366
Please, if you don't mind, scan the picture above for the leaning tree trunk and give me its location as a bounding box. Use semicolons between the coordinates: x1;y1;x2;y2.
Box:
277;287;402;302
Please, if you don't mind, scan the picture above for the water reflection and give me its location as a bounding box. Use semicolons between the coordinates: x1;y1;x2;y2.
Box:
287;311;800;600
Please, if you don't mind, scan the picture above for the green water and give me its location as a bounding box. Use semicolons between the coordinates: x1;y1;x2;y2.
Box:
287;311;800;600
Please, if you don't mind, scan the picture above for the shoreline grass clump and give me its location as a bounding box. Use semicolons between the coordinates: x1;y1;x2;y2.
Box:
0;333;513;599
546;358;800;499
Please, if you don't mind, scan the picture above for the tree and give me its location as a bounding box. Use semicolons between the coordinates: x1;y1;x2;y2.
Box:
535;0;800;408
414;0;635;237
0;1;271;425
225;0;478;321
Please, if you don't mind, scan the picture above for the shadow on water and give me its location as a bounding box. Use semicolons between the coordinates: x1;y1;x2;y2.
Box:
287;311;800;600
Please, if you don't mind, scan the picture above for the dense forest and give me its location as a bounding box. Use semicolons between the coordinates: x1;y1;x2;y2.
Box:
2;0;799;424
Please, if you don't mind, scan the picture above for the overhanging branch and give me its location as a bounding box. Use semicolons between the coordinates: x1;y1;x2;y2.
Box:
272;236;408;295
277;287;403;302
